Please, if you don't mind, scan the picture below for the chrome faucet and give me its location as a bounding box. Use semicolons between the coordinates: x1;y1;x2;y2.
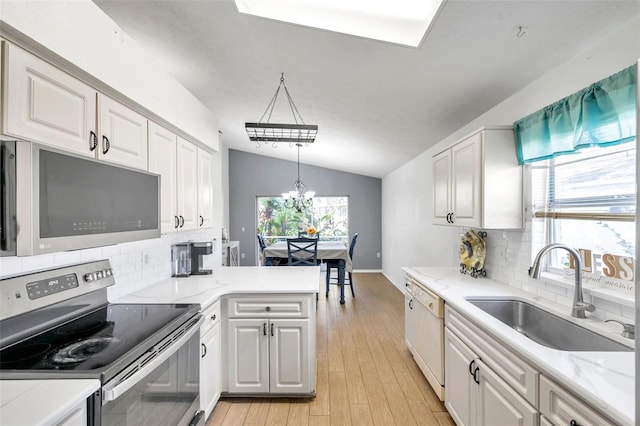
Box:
529;243;595;319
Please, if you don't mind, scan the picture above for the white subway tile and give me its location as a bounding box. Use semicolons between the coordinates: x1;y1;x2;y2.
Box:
21;254;55;272
0;257;23;277
53;251;83;267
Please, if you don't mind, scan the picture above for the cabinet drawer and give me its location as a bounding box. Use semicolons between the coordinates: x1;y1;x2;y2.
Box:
540;375;616;426
201;301;221;336
445;306;538;406
226;295;312;318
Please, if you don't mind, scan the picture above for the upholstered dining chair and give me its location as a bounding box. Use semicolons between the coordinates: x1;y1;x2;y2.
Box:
326;233;358;297
287;238;318;266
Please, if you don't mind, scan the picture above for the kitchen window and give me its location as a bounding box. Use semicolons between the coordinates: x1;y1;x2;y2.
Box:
257;196;349;244
530;141;636;272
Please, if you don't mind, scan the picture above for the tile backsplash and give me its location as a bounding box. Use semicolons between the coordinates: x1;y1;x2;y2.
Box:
0;229;217;301
476;220;635;324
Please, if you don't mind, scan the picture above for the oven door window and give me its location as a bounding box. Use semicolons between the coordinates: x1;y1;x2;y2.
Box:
101;333;200;425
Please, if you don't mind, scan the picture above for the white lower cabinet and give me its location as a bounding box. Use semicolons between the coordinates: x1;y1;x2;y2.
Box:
540;415;554;426
56;401;86;426
223;294;315;395
227;318;311;394
476;359;537;426
404;282;413;351
200;303;221;418
445;329;538;426
539;375;616;426
444;304;623;426
445;329;476;426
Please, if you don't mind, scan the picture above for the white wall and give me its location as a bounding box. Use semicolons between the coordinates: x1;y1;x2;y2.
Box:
382;17;640;322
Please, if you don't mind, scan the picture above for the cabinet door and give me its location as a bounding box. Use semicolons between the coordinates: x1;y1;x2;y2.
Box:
432;149;451;225
227;319;269;393
201;323;221;418
444;329;477;426
540;375;615;426
148;122;178;233
55;401;87;426
176;137;199;231
404;292;413;351
451;132;482;227
476;359;538;426
197;148;214;229
3;43;97;157
97;94;148;170
269;319;310;394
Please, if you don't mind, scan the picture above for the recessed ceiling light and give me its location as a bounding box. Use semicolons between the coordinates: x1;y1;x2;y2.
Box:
234;0;445;47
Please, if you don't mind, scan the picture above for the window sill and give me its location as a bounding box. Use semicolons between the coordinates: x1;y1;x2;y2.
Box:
539;271;635;308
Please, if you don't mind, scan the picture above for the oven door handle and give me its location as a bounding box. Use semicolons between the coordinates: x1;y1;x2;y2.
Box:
102;316;203;402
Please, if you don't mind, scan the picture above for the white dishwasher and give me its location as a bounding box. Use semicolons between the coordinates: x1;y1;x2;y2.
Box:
407;278;445;400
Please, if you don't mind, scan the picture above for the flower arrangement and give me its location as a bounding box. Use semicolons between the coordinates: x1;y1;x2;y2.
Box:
306;226;317;236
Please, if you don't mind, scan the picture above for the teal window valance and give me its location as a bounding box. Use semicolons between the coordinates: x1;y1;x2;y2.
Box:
514;64;637;165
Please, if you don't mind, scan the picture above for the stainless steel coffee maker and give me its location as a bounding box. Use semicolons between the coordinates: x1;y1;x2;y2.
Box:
190;241;213;275
171;243;191;277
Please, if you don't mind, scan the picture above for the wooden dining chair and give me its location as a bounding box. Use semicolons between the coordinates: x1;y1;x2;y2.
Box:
287;238;318;266
326;233;358;297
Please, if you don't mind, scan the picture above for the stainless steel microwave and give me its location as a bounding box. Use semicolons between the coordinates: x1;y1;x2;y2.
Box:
1;141;160;256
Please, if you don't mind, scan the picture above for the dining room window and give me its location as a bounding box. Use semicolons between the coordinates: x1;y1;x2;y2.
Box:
257;196;349;245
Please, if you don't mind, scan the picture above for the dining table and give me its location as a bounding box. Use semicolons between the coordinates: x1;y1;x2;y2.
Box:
263;240;352;304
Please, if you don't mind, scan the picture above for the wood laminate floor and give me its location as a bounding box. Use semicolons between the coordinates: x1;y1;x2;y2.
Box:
206;272;455;426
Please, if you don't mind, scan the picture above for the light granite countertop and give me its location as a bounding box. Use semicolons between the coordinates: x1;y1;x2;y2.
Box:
114;266;321;308
403;266;634;426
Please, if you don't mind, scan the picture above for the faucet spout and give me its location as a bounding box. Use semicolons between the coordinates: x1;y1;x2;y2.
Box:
529;243;595;319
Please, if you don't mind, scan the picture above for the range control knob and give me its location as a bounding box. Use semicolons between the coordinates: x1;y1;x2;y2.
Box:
104;269;112;277
84;273;95;282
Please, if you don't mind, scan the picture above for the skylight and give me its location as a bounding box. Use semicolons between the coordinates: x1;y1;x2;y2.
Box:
233;0;445;47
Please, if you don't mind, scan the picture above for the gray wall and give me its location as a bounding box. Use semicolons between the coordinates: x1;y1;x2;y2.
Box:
229;149;381;269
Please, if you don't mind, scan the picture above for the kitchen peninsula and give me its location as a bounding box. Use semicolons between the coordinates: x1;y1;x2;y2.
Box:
117;266;320;415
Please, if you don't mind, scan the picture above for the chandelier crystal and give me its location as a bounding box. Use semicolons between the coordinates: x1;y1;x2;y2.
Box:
282;143;315;213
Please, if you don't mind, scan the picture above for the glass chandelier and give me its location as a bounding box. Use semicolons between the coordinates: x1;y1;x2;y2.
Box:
282;143;315;212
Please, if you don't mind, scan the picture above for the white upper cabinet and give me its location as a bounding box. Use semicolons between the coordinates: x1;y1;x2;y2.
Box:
177;136;199;231
197;148;214;229
432;127;523;229
3;42;97;157
97;94;148;169
3;42;148;170
149;121;178;233
149;123;215;234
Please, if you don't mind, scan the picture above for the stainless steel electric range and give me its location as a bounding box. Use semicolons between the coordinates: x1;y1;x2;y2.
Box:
0;260;205;426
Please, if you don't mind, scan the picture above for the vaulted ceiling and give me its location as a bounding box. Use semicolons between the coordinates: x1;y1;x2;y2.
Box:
94;0;639;178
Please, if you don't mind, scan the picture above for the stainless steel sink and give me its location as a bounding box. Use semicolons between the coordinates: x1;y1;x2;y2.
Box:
465;298;633;352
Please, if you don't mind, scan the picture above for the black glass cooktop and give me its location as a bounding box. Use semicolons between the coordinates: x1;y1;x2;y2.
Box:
0;303;198;372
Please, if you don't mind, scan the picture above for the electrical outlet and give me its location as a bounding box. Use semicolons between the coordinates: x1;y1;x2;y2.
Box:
377;252;381;258
241;253;245;258
241;227;245;232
